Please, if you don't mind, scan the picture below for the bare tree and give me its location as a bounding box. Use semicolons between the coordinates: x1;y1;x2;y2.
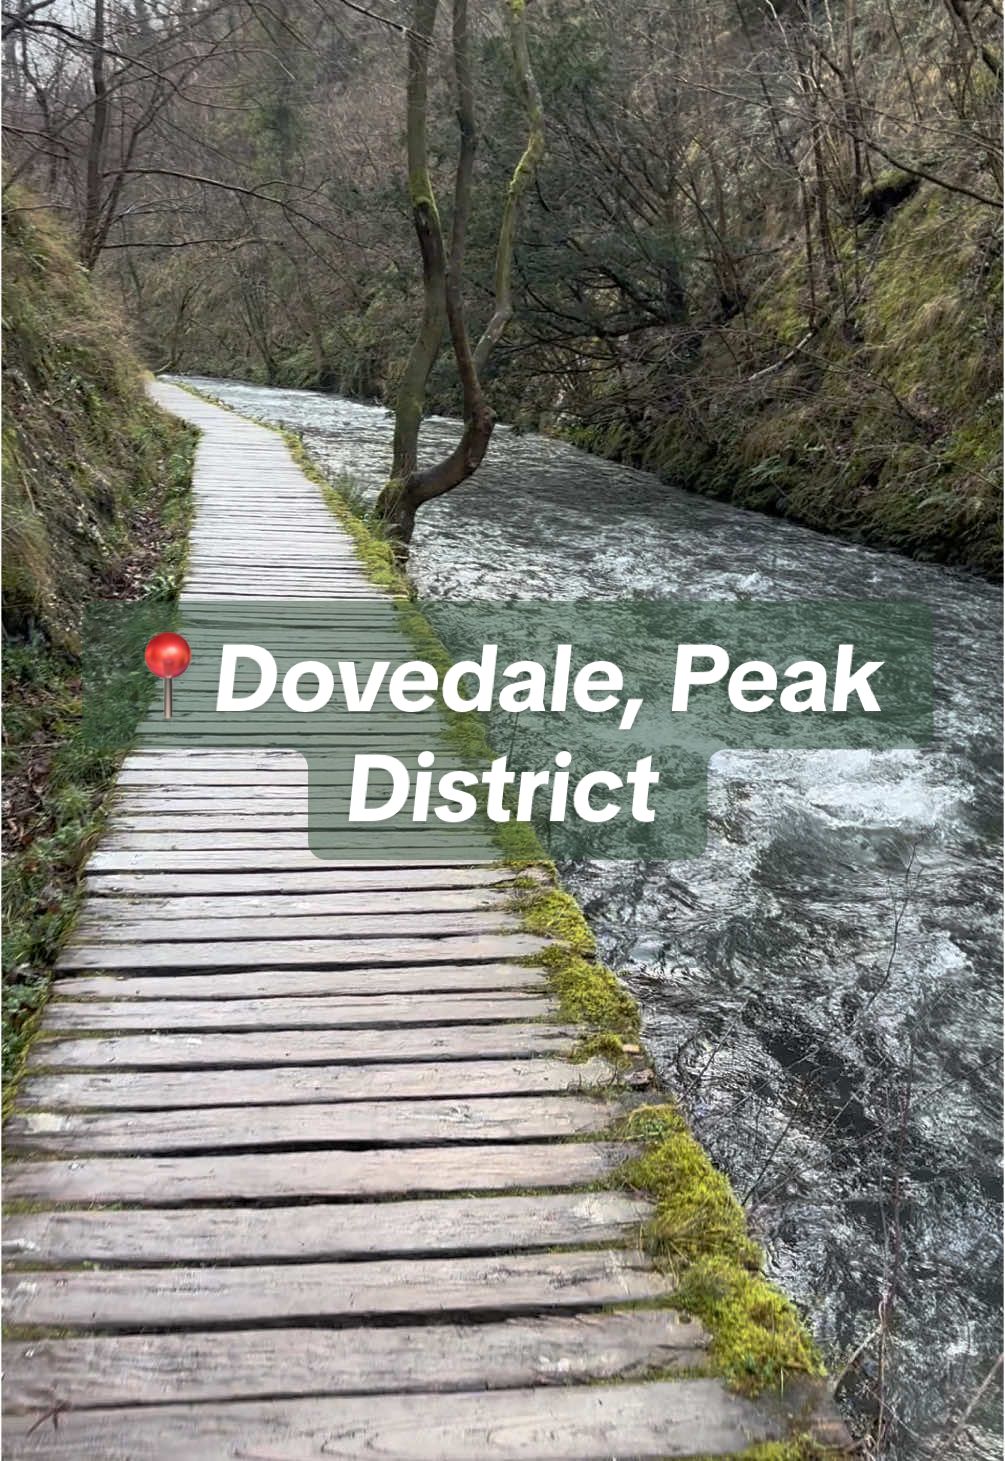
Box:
374;0;544;548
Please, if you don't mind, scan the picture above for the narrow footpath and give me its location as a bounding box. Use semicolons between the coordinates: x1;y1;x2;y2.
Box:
3;382;848;1458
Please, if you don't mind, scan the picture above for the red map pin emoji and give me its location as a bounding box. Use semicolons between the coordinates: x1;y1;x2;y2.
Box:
145;632;191;719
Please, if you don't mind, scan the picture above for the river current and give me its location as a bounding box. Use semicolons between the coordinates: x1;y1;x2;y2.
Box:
175;376;1003;1459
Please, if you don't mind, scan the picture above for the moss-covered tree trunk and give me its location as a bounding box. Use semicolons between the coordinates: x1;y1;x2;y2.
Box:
376;0;544;552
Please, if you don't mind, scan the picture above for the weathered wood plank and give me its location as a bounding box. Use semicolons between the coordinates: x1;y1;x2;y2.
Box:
85;867;535;895
26;1024;578;1071
102;831;486;852
6;1093;615;1154
104;820;500;842
3;1249;668;1330
180;587;384;598
16;1056;617;1110
4;1140;630;1204
111;797;360;811
86;850;501;872
68;890;511;919
0;1379;793;1459
2;1311;703;1412
70;911;523;942
42;994;552;1032
57;933;549;970
3;1192;649;1266
54;963;545;1000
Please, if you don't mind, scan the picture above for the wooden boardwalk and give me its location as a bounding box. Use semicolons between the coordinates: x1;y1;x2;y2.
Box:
3;383;845;1458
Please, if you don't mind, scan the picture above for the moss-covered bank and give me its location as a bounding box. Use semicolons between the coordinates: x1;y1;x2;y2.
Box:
2;196;196;1093
562;180;1001;578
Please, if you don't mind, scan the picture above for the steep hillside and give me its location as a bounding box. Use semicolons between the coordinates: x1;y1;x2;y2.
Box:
2;196;193;645
2;195;194;1083
564;177;1002;576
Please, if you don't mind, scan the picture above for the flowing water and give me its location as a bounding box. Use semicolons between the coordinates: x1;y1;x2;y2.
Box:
176;376;1003;1458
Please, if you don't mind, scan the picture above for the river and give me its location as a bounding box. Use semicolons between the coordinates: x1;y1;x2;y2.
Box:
175;376;1003;1459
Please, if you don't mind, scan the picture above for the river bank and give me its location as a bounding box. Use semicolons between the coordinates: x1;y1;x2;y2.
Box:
176;374;1003;1459
552;180;1001;581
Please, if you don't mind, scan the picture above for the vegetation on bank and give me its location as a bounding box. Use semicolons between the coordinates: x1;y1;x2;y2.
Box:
1;197;195;1092
563;179;1001;577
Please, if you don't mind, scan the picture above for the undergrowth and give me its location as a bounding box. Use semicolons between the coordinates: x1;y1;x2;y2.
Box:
562;181;1001;578
2;194;196;1096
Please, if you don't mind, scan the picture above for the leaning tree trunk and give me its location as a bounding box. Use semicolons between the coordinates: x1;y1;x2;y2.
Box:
80;0;109;269
375;0;544;551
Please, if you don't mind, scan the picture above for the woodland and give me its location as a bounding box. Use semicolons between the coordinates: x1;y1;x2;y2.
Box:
3;0;1002;566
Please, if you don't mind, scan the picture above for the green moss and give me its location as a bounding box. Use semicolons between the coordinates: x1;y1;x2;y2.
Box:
535;945;639;1037
570;1031;632;1068
615;1104;823;1397
675;1256;824;1397
407;168;439;215
685;1443;829;1461
513;883;639;1037
618;1105;761;1270
518;888;596;954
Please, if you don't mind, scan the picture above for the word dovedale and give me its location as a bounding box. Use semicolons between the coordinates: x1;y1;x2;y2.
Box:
212;640;886;828
216;642;884;719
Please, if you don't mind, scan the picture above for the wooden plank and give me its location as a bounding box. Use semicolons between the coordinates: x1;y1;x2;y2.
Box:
53;963;545;1000
179;590;383;600
103;818;492;838
42;994;552;1032
86;850;502;872
2;1249;668;1330
117;771;312;785
67;888;513;918
121;750;311;764
132;729;449;744
16;1056;617;1110
85;867;535;895
104;832;484;854
26;1024;577;1071
112;796;359;810
3;1192;650;1266
70;910;523;941
6;1093;615;1154
4;1139;631;1204
57;933;549;971
0;1379;792;1459
119;750;395;764
2;1311;703;1411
